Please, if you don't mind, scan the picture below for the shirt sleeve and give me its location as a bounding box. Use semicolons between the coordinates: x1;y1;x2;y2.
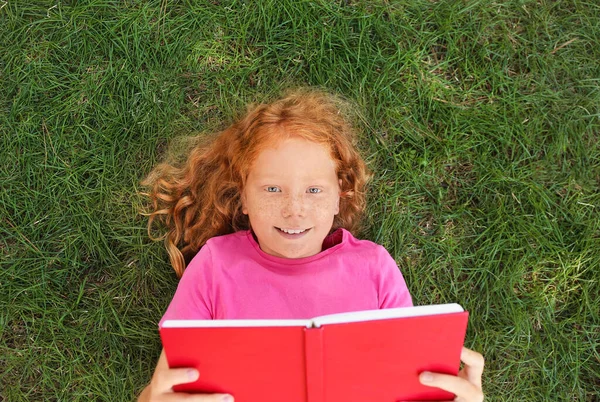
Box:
377;246;413;308
159;245;214;325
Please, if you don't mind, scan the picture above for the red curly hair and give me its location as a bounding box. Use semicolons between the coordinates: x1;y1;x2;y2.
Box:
142;89;371;277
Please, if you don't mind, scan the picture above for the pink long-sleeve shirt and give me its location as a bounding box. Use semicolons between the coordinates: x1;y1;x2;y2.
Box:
160;228;412;323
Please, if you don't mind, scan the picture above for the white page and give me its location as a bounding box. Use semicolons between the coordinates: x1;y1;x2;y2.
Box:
161;319;310;328
310;303;464;327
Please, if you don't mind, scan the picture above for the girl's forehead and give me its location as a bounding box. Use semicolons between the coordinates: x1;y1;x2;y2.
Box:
248;137;337;178
256;137;333;160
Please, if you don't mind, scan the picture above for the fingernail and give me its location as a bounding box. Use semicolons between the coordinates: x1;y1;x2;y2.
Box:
187;369;199;381
420;372;434;383
221;395;234;402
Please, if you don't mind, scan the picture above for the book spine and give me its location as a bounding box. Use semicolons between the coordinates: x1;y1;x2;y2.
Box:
304;327;325;402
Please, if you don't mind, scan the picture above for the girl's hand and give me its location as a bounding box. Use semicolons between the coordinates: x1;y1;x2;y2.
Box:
418;347;484;402
138;349;234;402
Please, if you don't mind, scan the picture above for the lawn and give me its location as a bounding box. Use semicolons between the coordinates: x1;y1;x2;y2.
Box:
1;0;598;400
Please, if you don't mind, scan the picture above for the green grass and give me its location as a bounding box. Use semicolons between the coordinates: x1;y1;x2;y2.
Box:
1;0;598;400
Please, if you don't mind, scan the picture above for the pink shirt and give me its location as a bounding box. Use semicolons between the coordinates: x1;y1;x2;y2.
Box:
160;228;412;323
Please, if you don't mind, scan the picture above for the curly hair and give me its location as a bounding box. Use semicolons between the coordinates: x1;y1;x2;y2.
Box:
142;89;371;277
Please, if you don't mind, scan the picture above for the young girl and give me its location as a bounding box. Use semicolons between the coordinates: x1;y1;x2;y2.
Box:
139;89;484;402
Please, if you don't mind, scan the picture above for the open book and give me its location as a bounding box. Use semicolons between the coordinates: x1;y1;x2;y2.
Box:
160;303;469;402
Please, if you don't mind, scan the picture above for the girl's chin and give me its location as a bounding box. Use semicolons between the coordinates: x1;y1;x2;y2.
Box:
264;243;322;259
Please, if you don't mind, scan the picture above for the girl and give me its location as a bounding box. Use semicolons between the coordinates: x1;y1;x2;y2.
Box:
139;89;484;402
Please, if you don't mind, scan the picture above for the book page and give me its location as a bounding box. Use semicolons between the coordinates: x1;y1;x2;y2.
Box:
310;303;464;327
161;319;310;328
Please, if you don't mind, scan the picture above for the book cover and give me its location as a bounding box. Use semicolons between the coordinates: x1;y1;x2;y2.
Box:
159;304;469;402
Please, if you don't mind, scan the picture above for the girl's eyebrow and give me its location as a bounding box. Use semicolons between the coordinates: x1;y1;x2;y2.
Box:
256;183;332;189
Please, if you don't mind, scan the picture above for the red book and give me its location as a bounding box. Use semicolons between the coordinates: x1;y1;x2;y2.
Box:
159;304;469;402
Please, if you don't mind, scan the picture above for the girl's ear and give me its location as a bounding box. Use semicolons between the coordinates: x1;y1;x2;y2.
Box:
335;179;342;215
241;189;248;215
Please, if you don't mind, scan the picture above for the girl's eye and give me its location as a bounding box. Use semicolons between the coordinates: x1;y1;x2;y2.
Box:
266;186;280;193
308;188;321;194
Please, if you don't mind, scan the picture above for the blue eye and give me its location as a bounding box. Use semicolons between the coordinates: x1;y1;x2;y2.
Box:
266;186;280;192
308;188;321;194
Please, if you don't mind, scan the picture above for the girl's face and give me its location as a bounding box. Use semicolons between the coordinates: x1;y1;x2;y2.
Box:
242;137;341;259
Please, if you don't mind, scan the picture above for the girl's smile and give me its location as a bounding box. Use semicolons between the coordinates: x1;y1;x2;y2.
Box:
275;226;311;239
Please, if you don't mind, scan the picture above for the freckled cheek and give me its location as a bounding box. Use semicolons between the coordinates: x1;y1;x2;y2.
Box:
311;198;338;217
250;198;280;220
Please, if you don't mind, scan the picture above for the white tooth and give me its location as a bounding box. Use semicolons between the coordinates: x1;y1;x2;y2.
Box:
282;228;305;234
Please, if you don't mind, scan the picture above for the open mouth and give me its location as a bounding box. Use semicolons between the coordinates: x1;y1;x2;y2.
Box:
276;227;310;235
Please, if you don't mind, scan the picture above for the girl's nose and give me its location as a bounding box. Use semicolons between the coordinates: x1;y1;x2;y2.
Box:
281;194;305;218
